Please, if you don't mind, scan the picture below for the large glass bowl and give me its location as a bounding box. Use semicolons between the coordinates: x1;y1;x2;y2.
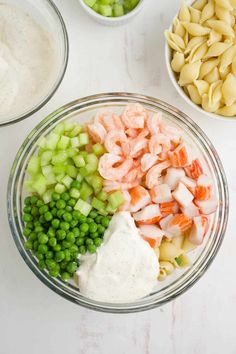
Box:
0;0;68;127
7;93;229;313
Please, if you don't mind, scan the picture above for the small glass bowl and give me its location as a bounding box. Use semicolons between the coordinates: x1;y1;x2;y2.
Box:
7;93;229;313
0;0;69;127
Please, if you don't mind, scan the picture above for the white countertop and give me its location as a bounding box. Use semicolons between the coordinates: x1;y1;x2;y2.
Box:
1;0;236;353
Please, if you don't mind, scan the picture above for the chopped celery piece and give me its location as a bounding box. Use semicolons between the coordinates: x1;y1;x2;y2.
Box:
37;136;46;149
98;0;114;4
25;180;34;193
79;133;89;146
98;209;108;216
91;197;106;211
108;190;125;209
106;203;117;214
92;143;106;156
79;151;88;159
33;175;47;195
42;189;53;204
66;165;77;178
113;4;124;16
42;165;53;177
74;199;92;216
61;175;73;189
79;166;91;177
68;125;82;138
76;173;83;183
51;152;67;165
86;153;98;168
57;136;70;150
53;164;66;174
85;175;94;184
91;175;103;192
92;3;99;11
98;4;112;16
40;151;53;167
70;137;80;148
56;173;65;183
67;148;78;158
80;181;93;201
46;133;60;150
96;190;108;201
70;188;80;199
175;254;191;268
64;121;75;132
73;155;85;168
84;0;96;6
123;0;139;11
54;122;65;135
55;183;66;194
27;156;40;175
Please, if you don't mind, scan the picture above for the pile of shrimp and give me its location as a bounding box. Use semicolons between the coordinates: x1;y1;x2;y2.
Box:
87;104;218;249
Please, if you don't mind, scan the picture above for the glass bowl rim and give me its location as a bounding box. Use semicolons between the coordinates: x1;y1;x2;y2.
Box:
7;92;229;313
0;0;69;127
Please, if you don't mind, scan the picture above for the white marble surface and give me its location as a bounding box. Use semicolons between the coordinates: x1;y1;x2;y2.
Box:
1;0;236;353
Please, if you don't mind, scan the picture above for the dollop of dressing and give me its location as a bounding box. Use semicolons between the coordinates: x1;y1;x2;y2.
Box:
77;212;159;303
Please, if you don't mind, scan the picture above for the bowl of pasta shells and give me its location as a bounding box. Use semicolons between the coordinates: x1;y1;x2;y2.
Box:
165;0;236;119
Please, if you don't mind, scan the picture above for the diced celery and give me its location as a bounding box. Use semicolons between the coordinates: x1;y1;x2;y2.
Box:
79;133;89;146
33;175;47;195
98;209;108;216
85;175;94;184
108;191;125;209
46;133;60;150
68;125;83;138
84;0;96;6
47;174;57;185
24;180;34;193
91;197;105;211
123;0;139;11
73;155;85;168
96;190;108;201
91;175;103;193
98;4;112;16
71;137;80;148
57;135;70;150
113;4;124;16
37;136;46;149
40;151;53;167
51;152;68;165
64;121;75;132
175;254;191;268
53;164;66;174
56;173;65;183
74;199;92;216
80;181;93;201
54;122;65;135
106;203;117;215
42;189;53;204
42;165;53;177
76;174;83;182
92;143;106;156
86;153;98;167
61;175;73;189
79;166;91;177
55;183;66;194
70;188;80;199
27;156;40;175
92;3;99;11
79;151;88;159
66;165;78;178
67;148;78;158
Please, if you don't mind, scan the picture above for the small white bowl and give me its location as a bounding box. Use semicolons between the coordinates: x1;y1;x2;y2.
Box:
165;14;235;121
78;0;145;26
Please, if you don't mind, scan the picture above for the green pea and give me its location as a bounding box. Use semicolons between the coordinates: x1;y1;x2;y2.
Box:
31;207;39;217
53;244;61;252
56;229;66;240
52;192;60;201
79;245;86;255
80;223;89;233
66;261;77;274
37;200;44;208
61;192;70;201
49;268;59;277
76;237;84;246
61;272;71;281
68;198;76;207
94;238;102;247
23;228;31;237
95;216;102;224
66;232;75;243
44;211;53;221
49;237;57;247
47;228;55;238
37;253;44;261
39;234;48;244
72;210;81;220
69;245;79;254
46;259;57;270
39;205;49;215
60;261;68;270
64;249;71;261
62;240;71;249
57;209;65;219
88;244;97;254
89;222;98;233
56;199;66;209
39;215;45;224
38;244;48;254
23;206;31;214
33;241;39;251
24;196;31;205
63;212;72;223
30;196;38;205
23;214;33;222
51;219;60;229
101;216;110;228
55;251;65;262
49;201;56;208
80;231;85;238
35;225;44;233
97;225;105;235
65;205;73;212
29;232;37;241
51;208;58;217
72;227;80;237
89;210;97;219
60;222;70;231
78;215;87;224
70;220;78;228
45;251;54;259
38;260;46;270
85;238;93;246
71;180;81;190
24;240;33;250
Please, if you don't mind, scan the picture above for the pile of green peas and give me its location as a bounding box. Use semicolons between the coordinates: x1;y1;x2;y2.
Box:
23;191;111;281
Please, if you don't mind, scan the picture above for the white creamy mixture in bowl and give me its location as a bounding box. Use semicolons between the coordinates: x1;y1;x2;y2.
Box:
0;0;68;126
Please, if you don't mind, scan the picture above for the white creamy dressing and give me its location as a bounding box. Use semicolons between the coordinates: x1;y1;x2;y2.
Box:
77;212;159;303
0;4;56;119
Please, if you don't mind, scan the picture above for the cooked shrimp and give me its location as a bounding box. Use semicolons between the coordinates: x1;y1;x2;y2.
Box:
103;180;138;192
145;161;171;189
149;134;171;159
98;153;133;181
195;174;213;201
119;190;131;211
185;159;203;180
159;122;182;144
87;123;107;144
121;103;147;129
129;185;151;212
169;143;191;167
138;225;164;248
95;110;124;132
104;131;128;156
189;216;209;245
125;128;138;138
140;153;159;172
166;214;193;237
146;113;161;135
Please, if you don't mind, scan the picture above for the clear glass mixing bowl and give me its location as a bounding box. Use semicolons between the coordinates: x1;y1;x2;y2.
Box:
7;93;229;313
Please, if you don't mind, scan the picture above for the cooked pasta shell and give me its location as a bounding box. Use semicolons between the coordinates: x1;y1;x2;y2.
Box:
187;84;202;104
199;58;220;78
200;0;215;24
178;1;191;22
219;44;236;73
204;42;231;58
189;6;201;23
194;79;210;95
186;42;208;63
220;65;231;79
222;73;236;105
202;93;221;112
208;81;221;104
231;56;236;75
215;0;233;10
173;18;186;38
184;31;189;46
178;60;201;86
207;20;235;37
185;36;206;54
231;0;236;8
182;22;211;36
165;31;185;52
192;0;207;11
207;30;222;46
171;52;185;72
204;67;220;84
212;81;223;104
215;4;232;24
216;104;236;116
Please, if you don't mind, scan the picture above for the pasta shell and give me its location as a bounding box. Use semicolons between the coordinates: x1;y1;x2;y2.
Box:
222;73;236;105
202;93;221;112
171;52;185;72
204;67;220;84
178;61;201;86
204;42;231;58
200;0;215;24
189;7;201;23
182;22;211;36
187;42;208;63
212;81;223;104
215;0;233;10
199;58;220;78
216;104;236;116
185;36;206;54
173;18;186;38
219;44;236;73
165;31;185;52
231;0;236;8
231;56;236;75
184;31;189;46
220;65;231;79
192;0;207;11
178;2;191;22
215;4;232;24
207;30;222;46
194;79;210;95
207;20;235;37
187;84;202;104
